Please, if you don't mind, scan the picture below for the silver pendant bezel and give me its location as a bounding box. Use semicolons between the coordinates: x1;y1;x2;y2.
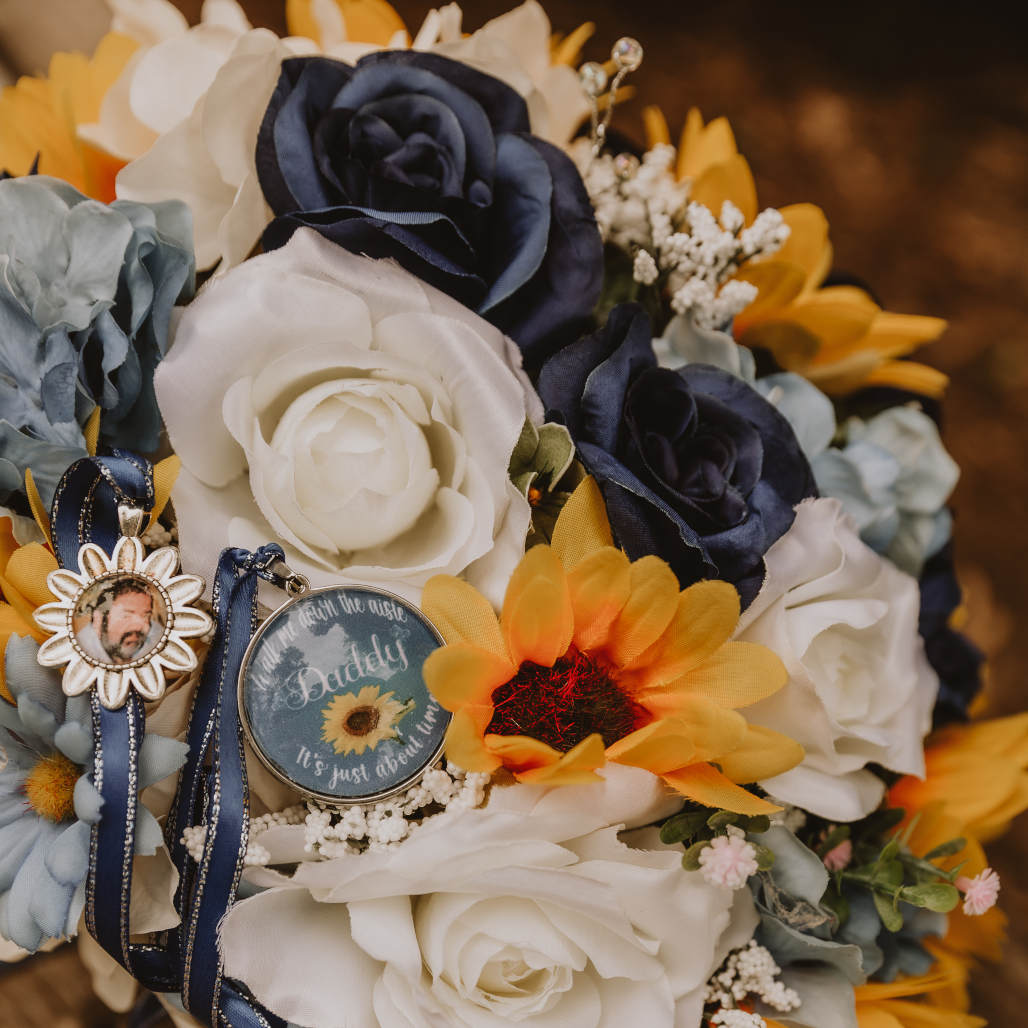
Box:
33;535;212;710
238;582;450;808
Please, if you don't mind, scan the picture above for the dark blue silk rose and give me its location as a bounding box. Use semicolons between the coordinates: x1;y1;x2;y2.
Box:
538;304;818;606
255;52;602;367
919;546;984;726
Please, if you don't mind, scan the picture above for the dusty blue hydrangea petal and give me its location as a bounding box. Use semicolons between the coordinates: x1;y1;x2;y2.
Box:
42;819;90;887
0;421;86;509
0;819;43;890
6;637;66;720
73;775;104;825
0;178;193;505
654;315;757;380
100;198;194;451
754;372;837;461
0;178;131;332
835;890;885;976
134;808;166;857
137;733;189;792
54;720;93;767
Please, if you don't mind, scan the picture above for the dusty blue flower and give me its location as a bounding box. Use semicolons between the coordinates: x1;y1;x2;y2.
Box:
0;636;187;951
813;406;958;577
0;176;193;509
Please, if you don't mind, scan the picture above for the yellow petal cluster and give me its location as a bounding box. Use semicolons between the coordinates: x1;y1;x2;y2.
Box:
286;0;408;47
0;33;137;201
644;106;948;398
884;713;1028;1011
422;478;802;812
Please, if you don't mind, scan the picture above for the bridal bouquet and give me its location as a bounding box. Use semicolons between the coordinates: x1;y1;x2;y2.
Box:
0;1;1018;1027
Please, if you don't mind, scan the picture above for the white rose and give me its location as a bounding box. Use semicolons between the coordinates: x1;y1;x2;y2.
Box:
415;0;591;146
155;228;538;607
736;498;938;822
221;766;756;1028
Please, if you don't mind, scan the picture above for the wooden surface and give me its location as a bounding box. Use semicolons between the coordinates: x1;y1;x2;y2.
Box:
0;0;1026;1023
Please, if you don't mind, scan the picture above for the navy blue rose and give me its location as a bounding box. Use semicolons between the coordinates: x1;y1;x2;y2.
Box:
919;545;984;726
255;52;602;367
538;304;818;606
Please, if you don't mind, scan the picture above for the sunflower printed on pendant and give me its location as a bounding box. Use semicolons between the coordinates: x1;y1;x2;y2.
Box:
321;685;413;756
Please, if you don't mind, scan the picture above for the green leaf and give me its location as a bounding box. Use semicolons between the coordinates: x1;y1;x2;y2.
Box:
706;810;740;831
872;859;904;891
753;844;776;872
924;838;967;861
878;838;900;864
682;840;708;872
821;888;850;928
743;815;772;835
900;883;961;913
659;811;708;845
873;891;904;932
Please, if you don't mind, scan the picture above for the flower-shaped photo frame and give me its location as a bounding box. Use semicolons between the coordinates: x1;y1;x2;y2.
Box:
32;536;211;709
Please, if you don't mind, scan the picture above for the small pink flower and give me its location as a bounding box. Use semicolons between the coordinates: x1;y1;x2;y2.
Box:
698;828;759;889
822;839;853;872
956;868;1001;916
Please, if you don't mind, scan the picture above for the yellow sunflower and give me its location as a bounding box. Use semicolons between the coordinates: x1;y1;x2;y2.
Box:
421;477;802;814
884;714;1028;1006
643;106;948;398
0;32;137;201
321;685;412;756
286;0;409;47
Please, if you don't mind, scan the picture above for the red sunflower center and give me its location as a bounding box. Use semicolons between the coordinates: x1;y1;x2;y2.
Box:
486;650;649;752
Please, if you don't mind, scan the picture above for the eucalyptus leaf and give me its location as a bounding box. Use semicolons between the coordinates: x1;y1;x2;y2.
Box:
872;892;903;933
899;883;960;913
924;837;967;861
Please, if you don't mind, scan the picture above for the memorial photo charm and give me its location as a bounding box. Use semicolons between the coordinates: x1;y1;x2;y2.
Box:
239;585;451;804
33;535;212;710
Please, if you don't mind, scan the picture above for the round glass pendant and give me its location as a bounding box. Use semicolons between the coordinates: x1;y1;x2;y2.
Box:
238;585;450;804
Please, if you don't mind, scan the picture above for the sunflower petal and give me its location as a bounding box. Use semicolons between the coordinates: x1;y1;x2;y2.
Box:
494;733;605;785
691;154;757;225
501;546;573;668
566;547;632;653
422;574;505;657
550;477;614;570
717;724;804;783
603;556;679;668
444;708;501;773
671;641;787;709
625;579;739;685
605;719;696;775
661;762;781;814
422;642;513;712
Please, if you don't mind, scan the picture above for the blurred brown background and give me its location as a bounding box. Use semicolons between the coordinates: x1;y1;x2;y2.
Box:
0;0;1026;1023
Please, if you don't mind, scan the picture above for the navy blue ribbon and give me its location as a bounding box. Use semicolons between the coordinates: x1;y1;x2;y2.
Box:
52;455;286;1026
